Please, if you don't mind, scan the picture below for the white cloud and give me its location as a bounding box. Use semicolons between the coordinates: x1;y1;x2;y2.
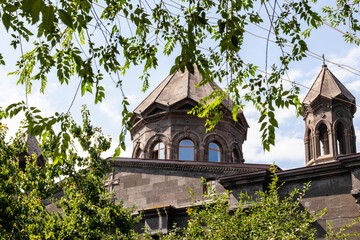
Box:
98;99;122;123
244;117;304;169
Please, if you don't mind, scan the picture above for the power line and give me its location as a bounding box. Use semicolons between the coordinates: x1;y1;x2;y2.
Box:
91;1;360;110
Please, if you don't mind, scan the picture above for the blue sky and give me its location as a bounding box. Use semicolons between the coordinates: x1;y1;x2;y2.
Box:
1;2;360;170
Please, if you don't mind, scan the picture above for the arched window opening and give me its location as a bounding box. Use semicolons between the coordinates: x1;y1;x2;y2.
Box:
307;129;313;161
179;139;194;161
135;149;143;159
232;149;240;163
209;142;221;162
319;124;329;156
152;142;165;159
336;122;346;155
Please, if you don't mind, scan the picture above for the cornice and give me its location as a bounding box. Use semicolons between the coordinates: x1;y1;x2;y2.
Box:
219;170;271;189
219;159;354;188
109;157;271;174
277;161;348;183
338;153;360;169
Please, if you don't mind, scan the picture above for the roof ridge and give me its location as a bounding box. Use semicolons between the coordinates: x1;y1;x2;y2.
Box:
327;68;355;101
133;71;176;113
302;66;324;104
319;65;326;95
153;71;177;105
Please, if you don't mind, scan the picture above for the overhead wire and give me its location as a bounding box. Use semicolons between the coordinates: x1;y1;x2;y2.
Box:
91;1;360;110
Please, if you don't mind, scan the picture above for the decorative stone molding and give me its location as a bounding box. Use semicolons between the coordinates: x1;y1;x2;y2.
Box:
110;157;270;174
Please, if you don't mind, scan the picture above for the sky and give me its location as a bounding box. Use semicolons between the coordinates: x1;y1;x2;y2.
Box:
1;1;360;170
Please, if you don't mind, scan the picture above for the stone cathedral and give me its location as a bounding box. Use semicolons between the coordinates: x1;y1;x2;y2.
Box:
46;63;360;236
99;63;360;236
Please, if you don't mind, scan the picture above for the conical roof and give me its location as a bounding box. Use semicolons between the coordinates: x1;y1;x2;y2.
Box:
133;65;232;114
303;65;355;105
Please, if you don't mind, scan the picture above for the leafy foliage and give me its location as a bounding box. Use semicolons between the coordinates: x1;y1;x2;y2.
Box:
1;0;359;152
0;106;138;239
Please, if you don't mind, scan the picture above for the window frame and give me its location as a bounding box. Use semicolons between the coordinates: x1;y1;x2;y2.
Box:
178;139;195;161
152;142;165;159
208;142;221;162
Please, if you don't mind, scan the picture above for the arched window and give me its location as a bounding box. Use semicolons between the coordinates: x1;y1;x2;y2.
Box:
232;149;239;163
179;139;194;161
152;142;165;159
336;122;345;155
319;124;329;156
209;142;221;162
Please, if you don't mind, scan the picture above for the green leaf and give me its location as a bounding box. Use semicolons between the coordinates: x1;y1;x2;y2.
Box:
268;111;274;118
231;35;238;48
170;65;178;74
260;122;267;131
63;133;70;141
42;6;54;32
58;9;73;29
30;0;41;24
258;114;266;123
2;13;10;31
186;62;194;74
269;118;278;128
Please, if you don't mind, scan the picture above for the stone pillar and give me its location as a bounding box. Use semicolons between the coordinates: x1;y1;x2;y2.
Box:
168;142;174;160
304;137;310;163
199;142;205;161
315;130;320;158
345;129;351;154
327;128;333;156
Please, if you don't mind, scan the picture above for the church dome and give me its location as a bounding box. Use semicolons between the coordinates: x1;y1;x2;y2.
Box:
130;66;248;163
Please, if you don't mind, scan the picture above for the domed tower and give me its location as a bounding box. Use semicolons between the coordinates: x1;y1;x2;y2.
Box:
130;66;249;163
302;64;356;166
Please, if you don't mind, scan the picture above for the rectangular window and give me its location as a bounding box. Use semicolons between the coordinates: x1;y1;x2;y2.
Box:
205;179;216;195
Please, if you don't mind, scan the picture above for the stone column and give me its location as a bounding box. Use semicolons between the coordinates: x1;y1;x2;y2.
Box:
327;128;333;156
345;129;351;154
304;137;310;163
315;130;320;159
168;142;174;160
199;142;205;161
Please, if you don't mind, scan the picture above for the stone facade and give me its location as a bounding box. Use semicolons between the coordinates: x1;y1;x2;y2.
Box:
109;158;272;233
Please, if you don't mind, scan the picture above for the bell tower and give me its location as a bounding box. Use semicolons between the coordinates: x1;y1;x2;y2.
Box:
302;64;356;166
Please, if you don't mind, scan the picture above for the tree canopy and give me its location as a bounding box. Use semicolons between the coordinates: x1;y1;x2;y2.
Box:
1;0;360;158
0;107;139;239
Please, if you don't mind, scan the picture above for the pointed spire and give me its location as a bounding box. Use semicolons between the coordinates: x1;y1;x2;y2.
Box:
133;65;231;114
303;65;355;106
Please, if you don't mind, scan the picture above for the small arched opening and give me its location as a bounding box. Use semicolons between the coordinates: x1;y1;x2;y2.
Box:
335;122;346;155
319;124;330;156
232;148;240;163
